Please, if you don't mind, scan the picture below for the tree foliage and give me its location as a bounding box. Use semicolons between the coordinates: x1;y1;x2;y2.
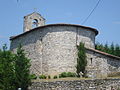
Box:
0;45;31;90
0;44;15;90
14;45;31;90
76;42;87;77
95;42;120;57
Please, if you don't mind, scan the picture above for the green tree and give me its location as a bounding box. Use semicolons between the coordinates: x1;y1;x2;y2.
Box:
14;45;31;90
76;42;87;77
0;44;15;90
95;42;100;50
110;43;115;55
104;43;109;53
95;42;120;57
115;44;120;57
95;42;104;51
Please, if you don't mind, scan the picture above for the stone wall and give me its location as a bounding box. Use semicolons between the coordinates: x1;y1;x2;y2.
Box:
11;28;44;75
10;24;120;78
10;25;96;76
28;78;120;90
86;49;120;78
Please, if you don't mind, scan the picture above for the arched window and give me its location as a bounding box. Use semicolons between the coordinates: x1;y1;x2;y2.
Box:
32;19;38;28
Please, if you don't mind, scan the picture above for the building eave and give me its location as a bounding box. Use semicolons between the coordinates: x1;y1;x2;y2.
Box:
86;48;120;60
10;23;98;40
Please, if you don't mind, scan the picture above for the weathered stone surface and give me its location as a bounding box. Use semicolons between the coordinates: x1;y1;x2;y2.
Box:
23;12;45;32
10;25;96;76
86;49;120;78
28;78;120;90
10;13;120;78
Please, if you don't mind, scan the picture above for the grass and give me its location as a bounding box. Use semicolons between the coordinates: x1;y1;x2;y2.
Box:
31;76;120;82
32;77;95;82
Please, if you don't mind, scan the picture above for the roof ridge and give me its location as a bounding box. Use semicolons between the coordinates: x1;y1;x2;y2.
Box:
86;48;120;60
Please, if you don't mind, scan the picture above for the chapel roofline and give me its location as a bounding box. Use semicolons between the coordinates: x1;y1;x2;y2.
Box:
86;48;120;60
10;23;98;40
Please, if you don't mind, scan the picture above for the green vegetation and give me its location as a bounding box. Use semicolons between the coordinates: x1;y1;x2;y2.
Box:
53;75;58;79
67;72;76;77
59;72;76;78
14;45;31;90
48;75;51;79
0;44;15;90
117;88;120;90
95;42;120;57
30;74;37;80
0;45;31;90
59;72;67;78
76;42;87;77
39;75;47;79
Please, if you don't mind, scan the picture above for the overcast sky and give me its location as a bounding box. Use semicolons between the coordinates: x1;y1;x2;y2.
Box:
0;0;120;48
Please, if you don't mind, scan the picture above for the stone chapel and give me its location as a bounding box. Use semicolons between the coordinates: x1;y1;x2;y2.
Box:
10;12;120;78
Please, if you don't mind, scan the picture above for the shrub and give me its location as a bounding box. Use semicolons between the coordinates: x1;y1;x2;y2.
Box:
59;72;76;78
67;72;76;77
53;75;58;79
59;72;67;78
30;74;37;79
39;75;47;79
48;75;51;79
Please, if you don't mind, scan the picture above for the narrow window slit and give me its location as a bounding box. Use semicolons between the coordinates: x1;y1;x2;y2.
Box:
90;58;93;64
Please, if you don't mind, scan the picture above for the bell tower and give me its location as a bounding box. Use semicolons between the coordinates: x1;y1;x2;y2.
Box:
23;12;45;32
